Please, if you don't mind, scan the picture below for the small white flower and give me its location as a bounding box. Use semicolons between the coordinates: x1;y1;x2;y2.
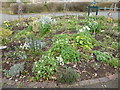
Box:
15;79;18;82
16;23;20;26
79;29;83;32
83;27;86;30
38;71;40;73
85;26;90;30
41;60;44;62
35;61;37;64
101;30;104;32
6;61;9;64
56;41;59;43
66;41;68;43
56;55;64;66
68;20;70;22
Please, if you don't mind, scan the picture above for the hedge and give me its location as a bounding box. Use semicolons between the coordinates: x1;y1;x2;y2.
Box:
9;2;119;14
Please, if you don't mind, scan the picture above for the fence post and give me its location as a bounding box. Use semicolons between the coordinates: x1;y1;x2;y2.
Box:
104;7;107;11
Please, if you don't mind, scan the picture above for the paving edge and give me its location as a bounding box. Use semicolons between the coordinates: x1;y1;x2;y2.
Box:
1;73;119;88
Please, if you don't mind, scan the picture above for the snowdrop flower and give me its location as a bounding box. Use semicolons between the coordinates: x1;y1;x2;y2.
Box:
41;60;44;62
20;44;23;48
93;21;98;25
23;42;29;49
36;65;38;67
83;26;86;30
39;16;53;24
85;26;90;30
35;62;37;64
42;55;45;58
79;29;83;32
101;30;104;32
16;23;20;26
52;19;57;23
38;71;40;73
56;41;59;44
68;20;70;22
56;55;64;66
66;41;68;43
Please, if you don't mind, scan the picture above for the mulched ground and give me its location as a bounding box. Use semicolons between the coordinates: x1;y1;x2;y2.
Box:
1;16;119;88
2;30;119;84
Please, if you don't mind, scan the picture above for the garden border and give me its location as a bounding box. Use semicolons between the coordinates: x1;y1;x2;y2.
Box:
1;12;119;88
1;72;119;88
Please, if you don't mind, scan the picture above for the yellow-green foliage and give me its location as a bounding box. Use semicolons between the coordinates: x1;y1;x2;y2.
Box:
0;28;13;39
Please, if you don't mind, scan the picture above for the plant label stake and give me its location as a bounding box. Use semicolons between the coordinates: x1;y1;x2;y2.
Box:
17;0;23;26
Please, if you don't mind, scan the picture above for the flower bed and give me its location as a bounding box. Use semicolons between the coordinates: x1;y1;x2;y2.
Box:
1;15;120;87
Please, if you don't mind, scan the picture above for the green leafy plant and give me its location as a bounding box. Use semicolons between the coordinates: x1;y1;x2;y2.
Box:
49;34;80;63
93;50;111;64
39;24;51;36
14;47;28;59
15;29;31;39
21;37;46;50
1;20;11;29
0;27;13;40
109;58;120;68
57;67;80;84
80;52;93;61
111;42;119;49
4;62;25;77
0;27;13;45
32;56;58;80
72;32;96;50
85;16;104;35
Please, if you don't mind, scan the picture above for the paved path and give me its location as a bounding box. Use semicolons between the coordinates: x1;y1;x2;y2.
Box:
0;11;119;25
73;79;119;88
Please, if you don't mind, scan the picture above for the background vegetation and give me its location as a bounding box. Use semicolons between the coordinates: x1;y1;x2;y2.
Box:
1;2;119;14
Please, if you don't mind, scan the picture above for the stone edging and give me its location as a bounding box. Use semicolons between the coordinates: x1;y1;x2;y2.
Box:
1;73;118;88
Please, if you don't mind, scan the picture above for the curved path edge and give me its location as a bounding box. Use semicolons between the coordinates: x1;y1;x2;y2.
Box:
0;11;119;25
1;72;119;88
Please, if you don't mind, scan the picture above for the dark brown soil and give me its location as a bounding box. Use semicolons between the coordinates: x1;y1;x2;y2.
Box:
1;16;119;86
78;16;85;19
79;23;84;25
2;31;119;83
12;26;25;31
95;34;104;41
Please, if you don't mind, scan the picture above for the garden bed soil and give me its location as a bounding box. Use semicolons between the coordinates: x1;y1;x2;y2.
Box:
1;15;119;88
2;31;119;84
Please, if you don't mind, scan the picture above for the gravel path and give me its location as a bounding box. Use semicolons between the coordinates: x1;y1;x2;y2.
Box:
0;11;119;25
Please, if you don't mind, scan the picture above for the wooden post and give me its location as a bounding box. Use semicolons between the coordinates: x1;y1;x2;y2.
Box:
17;0;23;26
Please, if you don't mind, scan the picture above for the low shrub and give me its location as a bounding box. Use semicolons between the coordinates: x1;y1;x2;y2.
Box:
9;2;119;14
57;67;80;84
9;2;90;14
3;62;25;77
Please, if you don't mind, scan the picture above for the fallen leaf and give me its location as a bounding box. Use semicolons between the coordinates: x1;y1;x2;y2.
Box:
73;64;77;68
94;73;97;77
51;76;56;80
66;62;71;64
82;70;87;73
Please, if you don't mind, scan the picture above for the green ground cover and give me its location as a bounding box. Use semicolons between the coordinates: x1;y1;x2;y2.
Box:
1;15;120;85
